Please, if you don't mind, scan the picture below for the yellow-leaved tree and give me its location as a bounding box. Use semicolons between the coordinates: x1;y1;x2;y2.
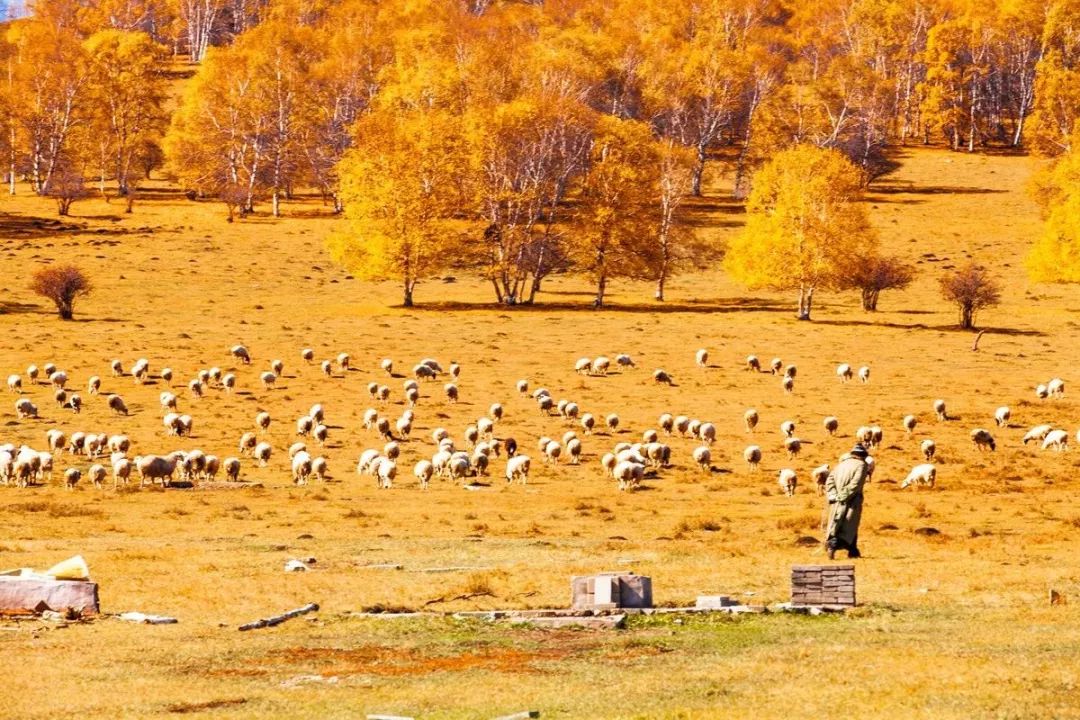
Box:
1027;137;1080;282
328;109;468;307
724;144;876;320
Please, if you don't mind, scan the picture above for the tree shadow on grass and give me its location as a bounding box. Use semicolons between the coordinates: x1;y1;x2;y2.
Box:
405;297;792;315
813;319;1046;337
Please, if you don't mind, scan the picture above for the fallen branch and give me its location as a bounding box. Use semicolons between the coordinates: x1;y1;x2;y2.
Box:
422;591;494;607
238;602;319;631
972;330;986;351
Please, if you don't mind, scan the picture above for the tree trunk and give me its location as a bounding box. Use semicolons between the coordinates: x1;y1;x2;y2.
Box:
691;144;705;197
58;303;73;320
861;288;878;311
797;285;814;320
655;274;666;302
272;189;280;217
594;274;606;309
403;283;414;308
960;303;973;329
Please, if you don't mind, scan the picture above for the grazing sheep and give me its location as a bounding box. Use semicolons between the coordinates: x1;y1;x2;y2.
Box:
26;365;38;383
376;418;392;440
107;435;130;454
256;411;271;432
687;419;702;438
506;454;531;484
64;468;82;490
575;357;592;374
858;366;870;383
921;439;936;461
544;440;562;464
413;363;436;381
321;360;332;377
668;416;686;436
108;394;129;416
780;420;796;437
785;365;797;379
746;355;760;372
268;359;284;377
658;413;674;435
616;354;635;369
313;424;329;446
642;429;659;444
444;383;458;403
177;415;193;437
785;437;802;458
188;379;204;399
591;356;610;375
935;400;947;420
901;463;937;490
379;358;393;376
695;349;708;367
778;468;797;496
253;442;272;466
222;373;236;392
614;460;645;491
68;394;81;414
414;459;434;489
567;438;582;464
203;455;220;480
239;432;257;455
812;464;830;494
744;445;762;471
744;409;759;432
1048;378;1065;397
136;454;180;487
1036;384;1049;399
563;402;579;420
6;374;21;393
110;359;123;377
537;395;554;414
770;358;782;374
383;441;400;460
50;371;68;389
224;457;241;482
600;452;617;476
971;428;996;452
160;392;178;413
693;446;711;471
301;348;315;363
432;427;450;445
903;414;917;435
488;403;503;422
606;414;619;432
823;416;839;435
337;352;350;371
782;375;794;393
395;416;412;438
296;416;314;436
160;367;173;385
836;364;853;382
231;345;251;364
357;449;381;475
46;429;66;453
406;387;419;406
260;371;277;390
69;432;86;455
363;408;379;431
88;464;107;488
132;359;150;384
15;398;38;419
653;369;673;385
579;413;596;435
1022;424;1054;445
465;425;480;447
995;406;1011;427
83;376;103;396
164;413;182;436
112;457;132;487
869;426;883;448
54;389;67;408
699;422;716;445
292;451;313;485
516;379;529;396
420;358;443;374
288;442;307;459
367;382;380;400
1042;429;1069;451
36;452;53;482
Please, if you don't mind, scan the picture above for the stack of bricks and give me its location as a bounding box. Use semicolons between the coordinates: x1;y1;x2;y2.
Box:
791;564;855;607
570;574;653;611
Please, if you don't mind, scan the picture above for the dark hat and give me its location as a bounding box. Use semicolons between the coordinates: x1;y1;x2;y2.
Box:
850;443;869;457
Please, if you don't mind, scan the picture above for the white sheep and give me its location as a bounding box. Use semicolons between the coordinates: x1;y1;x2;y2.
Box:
780;420;796;437
1022;424;1054;445
782;375;794;393
313;424;329;445
337;352;350;371
744;445;761;471
778;468;797;496
15;398;37;419
901;463;937;490
933;399;947;421
1036;384;1048;399
288;442;307;459
132;359;150;384
575;357;592;375
567;438;582;464
823;416;839;435
770;357;783;374
269;359;284;377
699;422;716;445
614;460;645;491
224;457;241;482
544;440;562;464
903;414;917;435
444;383;458;403
506;455;531;484
110;359;123;377
239;432;257;455
68;394;81;414
591;356;610;375
292;451;313;485
296;416;314;436
6;374;21;394
231;345;251;364
160;368;173;386
580;413;595;435
395;416;412;438
321;360;333;377
812;464;830;494
222;373;236;392
413;363;436;381
784;437;802;458
64;467;81;490
46;429;66;453
1042;429;1069;451
616;354;635;369
695;349;708;367
744;409;758;432
971;428;996;452
516;379;529;396
108;394;129;416
254;442;272;466
160;391;178;413
414;459;434;489
54;389;67;408
995;406;1011;427
381;358;393;376
112;456;132;487
606;413;619;432
376;417;392;440
674;416;690;435
653;369;674;385
188;379;204;399
88;463;107;488
1048;378;1065;397
260;371;277;390
692;446;711;471
836;364;853;382
107;435;130;454
642;429;659;444
746;355;760;372
301;348;315;363
858;366;870;383
255;411;271;432
921;439;936;461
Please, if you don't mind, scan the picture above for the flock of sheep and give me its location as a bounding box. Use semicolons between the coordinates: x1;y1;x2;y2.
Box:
0;342;1071;499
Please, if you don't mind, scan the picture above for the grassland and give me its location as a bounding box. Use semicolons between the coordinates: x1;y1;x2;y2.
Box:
3;147;1080;719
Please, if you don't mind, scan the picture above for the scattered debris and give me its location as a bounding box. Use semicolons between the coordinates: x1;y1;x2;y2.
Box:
571;574;652;610
284;558;316;573
281;674;338;689
117;612;178;625
357;563;403;570
494;712;541;720
239;602;319;631
1050;589;1066;605
791;565;856;607
512;614;626;630
414;566;493;574
0;556;100;616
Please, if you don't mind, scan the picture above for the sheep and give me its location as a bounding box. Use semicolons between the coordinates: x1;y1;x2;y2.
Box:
566;438;582;464
383;441;400;460
506;455;531;484
673;415;690;436
444;383;459;403
68;394;81;414
784;365;797;380
253;442;272;466
770;357;782;374
1042;429;1069;451
744;409;759;432
487;402;503;423
26;365;39;383
87;463;107;488
112;457;132;487
255;411;271;433
85;434;108;459
0;450;13;486
414;459;434;489
107;435;130;454
266;359;284;378
222;373;236;393
15;398;38;419
563;402;579;420
746;355;761;372
395;416;412;439
642;429;659;444
516;379;529;396
288;442;307;459
203;455;220;481
1048;378;1065;397
995;406;1011;427
901;463;937;490
591;356;610;375
858;366;870;383
653;369;674;385
903;414;917;435
869;426;883;448
836;364;853;382
578;413;596;435
782;375;794;393
432;427;450;445
744;445;762;471
1036;384;1048;399
544;440;562;464
310;456;328;481
110;359;123;377
778;468;797;496
188;379;204;399
812;464;830;494
357;449;382;475
378;384;393;402
537;395;554;414
930;399;947;421
780;420;796;438
301;348;315;363
575;357;592;374
693;446;711;471
616;354;635;369
600;452;618;477
161;392;178;413
36;452;53;483
823;416;839;435
420;358;443;374
971;428;996;452
687;419;703;437
854;426;873;445
606;414;619;432
239;432;257;455
64;467;82;490
49;371;68;390
376;418;392;440
70;432;87;454
46;429;66;453
699;422;716;445
405;387;420;406
614;460;645;491
231;345;251;364
337;352;350;371
363;408;379;431
54;389;67;408
414;363;436;381
13;447;39;487
465;425;480;447
260;371;277;390
223;457;241;482
785;437;802;458
136;454;180;487
313;424;329;446
132;359;150;384
108;394;129;416
651;413;671;435
645;443;671;468
695;349;708;367
321;360;332;377
292;451;313;485
1022;424;1054;445
921;439;936;461
176;415;193;437
6;374;20;393
160;368;173;386
296;415;314;437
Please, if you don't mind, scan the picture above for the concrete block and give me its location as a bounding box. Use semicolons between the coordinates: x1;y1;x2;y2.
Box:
0;577;99;614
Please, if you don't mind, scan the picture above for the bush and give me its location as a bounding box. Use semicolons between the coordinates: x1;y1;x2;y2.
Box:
851;255;916;311
939;263;1001;329
31;265;91;320
46;164;88;216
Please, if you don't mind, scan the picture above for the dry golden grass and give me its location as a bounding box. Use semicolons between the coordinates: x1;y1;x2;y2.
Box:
3;147;1080;718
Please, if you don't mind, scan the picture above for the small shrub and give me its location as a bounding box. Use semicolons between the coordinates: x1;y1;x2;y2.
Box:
940;263;1002;329
31;265;92;320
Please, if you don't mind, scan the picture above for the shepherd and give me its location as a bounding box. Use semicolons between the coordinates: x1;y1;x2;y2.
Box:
825;443;872;559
